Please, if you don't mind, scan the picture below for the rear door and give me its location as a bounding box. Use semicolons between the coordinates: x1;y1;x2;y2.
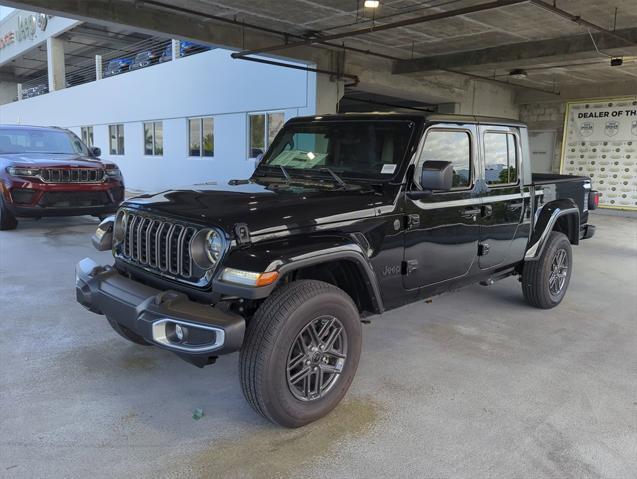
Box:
477;126;525;269
402;124;481;290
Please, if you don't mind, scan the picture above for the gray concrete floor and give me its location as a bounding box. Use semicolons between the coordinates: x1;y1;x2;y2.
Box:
1;213;636;479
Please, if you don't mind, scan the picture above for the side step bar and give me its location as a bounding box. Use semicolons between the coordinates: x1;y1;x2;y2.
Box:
480;267;516;286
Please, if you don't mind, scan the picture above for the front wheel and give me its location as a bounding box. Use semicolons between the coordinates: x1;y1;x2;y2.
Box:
239;280;362;427
522;231;572;309
0;195;18;230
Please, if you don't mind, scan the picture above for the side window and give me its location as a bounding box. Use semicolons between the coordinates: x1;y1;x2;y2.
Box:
484;132;518;185
419;130;471;188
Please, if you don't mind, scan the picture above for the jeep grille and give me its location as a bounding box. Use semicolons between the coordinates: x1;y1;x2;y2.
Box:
116;211;206;285
41;168;105;183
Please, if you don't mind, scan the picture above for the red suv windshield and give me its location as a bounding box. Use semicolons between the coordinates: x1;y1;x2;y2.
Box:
0;128;89;155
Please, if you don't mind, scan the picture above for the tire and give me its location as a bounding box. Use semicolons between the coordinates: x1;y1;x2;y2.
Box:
0;195;18;230
522;231;572;309
106;316;152;346
239;280;362;428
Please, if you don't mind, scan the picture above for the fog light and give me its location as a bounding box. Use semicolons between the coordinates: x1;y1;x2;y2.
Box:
175;324;185;341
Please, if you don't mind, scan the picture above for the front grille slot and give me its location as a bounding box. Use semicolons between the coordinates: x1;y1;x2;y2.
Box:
40;168;104;183
120;212;198;281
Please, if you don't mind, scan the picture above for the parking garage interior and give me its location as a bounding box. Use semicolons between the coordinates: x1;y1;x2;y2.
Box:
0;1;636;477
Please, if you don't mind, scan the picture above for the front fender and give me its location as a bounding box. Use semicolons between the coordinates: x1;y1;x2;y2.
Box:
525;198;579;261
212;234;383;311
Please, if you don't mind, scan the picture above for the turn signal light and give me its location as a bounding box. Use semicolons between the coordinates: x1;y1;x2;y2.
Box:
255;271;279;287
221;268;279;287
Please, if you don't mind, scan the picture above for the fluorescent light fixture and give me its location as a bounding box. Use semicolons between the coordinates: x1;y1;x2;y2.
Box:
364;0;380;8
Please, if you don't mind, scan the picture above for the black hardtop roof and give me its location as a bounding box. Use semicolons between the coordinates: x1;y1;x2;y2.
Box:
287;112;526;128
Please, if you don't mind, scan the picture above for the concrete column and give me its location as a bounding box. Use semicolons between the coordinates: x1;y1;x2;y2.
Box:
315;73;344;114
17;83;22;101
46;37;66;91
171;39;180;61
95;55;102;80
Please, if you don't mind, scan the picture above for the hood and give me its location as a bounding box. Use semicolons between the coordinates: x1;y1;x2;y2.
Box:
0;152;104;168
125;180;395;237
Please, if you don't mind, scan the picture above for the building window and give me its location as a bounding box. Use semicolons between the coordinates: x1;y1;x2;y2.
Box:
108;124;125;155
144;121;163;156
419;130;471;188
188;117;214;157
484;132;518;185
249;111;284;158
81;126;94;147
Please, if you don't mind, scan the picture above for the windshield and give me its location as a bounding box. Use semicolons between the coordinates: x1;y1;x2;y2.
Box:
257;120;414;181
0;128;90;155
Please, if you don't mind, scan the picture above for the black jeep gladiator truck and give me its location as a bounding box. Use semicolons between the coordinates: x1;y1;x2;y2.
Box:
76;113;598;427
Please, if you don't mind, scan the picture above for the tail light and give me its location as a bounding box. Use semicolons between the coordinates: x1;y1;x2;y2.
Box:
588;190;600;210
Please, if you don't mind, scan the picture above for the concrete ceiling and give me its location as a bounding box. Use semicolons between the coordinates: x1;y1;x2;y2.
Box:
144;0;637;90
1;0;636;97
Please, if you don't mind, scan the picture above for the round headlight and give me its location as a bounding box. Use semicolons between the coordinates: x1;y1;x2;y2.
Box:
113;210;128;242
205;229;224;264
191;228;225;269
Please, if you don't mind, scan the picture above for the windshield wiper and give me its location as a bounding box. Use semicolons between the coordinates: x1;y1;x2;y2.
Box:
321;167;346;188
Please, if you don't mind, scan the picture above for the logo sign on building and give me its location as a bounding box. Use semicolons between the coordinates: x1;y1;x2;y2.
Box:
561;98;637;210
0;13;48;49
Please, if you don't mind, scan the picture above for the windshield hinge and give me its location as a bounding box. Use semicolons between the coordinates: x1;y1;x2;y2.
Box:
234;223;251;246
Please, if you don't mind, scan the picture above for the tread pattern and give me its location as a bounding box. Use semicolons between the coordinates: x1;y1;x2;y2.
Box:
239;280;355;423
522;231;571;309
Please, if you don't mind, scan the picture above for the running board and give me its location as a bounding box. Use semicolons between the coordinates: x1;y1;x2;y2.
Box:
480;268;516;286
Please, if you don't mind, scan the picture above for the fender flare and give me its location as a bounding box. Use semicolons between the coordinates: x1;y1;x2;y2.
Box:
525;198;579;261
213;236;385;313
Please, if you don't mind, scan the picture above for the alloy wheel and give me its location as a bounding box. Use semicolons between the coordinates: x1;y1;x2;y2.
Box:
549;248;569;295
286;315;348;402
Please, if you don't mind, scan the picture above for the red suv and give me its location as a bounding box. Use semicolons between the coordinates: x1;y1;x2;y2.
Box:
0;125;124;230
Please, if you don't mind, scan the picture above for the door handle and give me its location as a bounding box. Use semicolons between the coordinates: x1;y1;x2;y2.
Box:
462;207;480;220
507;202;524;211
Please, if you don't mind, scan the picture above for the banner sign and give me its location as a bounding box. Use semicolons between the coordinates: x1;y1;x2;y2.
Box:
561;98;637;210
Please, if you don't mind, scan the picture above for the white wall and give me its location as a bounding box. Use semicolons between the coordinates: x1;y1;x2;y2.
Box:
0;49;317;191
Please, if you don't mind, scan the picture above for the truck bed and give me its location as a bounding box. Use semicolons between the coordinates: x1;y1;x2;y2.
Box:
532;173;590;185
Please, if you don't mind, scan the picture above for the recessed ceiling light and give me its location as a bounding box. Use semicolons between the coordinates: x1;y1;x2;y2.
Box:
509;69;528;79
364;0;380;8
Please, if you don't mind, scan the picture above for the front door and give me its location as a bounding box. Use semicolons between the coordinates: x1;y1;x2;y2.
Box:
403;124;481;290
478;126;525;269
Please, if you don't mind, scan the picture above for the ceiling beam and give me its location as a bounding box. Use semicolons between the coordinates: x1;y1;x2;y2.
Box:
393;27;637;74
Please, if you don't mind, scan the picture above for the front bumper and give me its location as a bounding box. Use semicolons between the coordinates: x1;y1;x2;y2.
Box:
75;258;245;367
3;177;123;218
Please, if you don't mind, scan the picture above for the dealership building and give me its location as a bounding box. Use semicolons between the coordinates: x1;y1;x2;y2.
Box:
0;9;317;191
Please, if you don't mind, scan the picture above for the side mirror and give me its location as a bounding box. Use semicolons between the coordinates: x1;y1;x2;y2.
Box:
90;146;101;157
420;160;453;191
91;215;114;251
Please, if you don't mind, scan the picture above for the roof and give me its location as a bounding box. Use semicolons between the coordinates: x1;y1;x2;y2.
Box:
0;124;67;131
288;112;526;127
